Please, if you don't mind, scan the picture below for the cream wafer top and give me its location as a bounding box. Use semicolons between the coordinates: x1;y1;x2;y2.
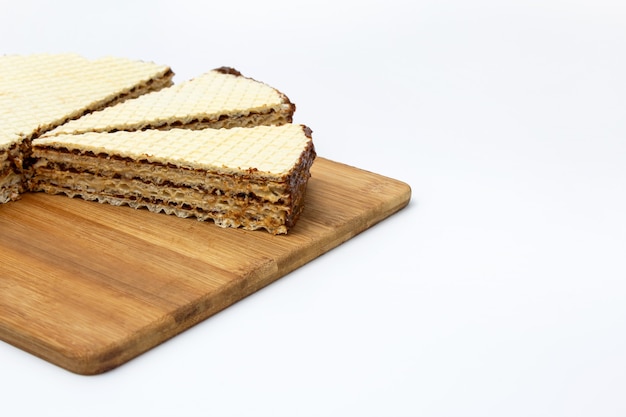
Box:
35;124;314;179
0;53;173;147
49;68;294;135
0;54;172;105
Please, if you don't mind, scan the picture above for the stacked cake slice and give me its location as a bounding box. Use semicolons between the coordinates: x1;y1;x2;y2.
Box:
1;54;316;234
32;125;315;234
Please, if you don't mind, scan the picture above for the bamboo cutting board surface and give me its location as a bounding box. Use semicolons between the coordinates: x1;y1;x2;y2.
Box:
0;157;411;375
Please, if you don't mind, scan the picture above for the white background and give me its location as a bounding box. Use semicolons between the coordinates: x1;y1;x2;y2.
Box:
1;1;626;416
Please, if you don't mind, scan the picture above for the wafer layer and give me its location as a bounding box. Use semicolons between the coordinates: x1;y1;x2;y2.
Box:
49;67;295;136
32;125;316;234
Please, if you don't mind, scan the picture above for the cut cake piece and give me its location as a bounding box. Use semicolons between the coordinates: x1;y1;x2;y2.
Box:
0;53;174;202
0;54;174;133
48;67;295;136
32;124;316;234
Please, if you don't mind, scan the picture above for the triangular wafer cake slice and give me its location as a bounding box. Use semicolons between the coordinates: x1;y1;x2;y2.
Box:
49;67;295;136
0;54;174;133
0;53;173;202
32;124;316;234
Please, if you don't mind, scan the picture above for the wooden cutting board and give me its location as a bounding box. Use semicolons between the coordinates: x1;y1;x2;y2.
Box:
0;157;411;375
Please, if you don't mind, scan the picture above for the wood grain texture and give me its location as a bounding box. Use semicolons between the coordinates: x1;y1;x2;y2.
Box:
0;157;411;374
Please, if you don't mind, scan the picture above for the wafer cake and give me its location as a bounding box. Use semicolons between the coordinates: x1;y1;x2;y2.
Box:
0;53;173;202
2;54;316;234
0;54;174;133
32;124;316;234
49;67;295;136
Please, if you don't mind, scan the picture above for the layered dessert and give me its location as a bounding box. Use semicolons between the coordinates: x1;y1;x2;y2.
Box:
32;124;315;234
1;54;315;234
